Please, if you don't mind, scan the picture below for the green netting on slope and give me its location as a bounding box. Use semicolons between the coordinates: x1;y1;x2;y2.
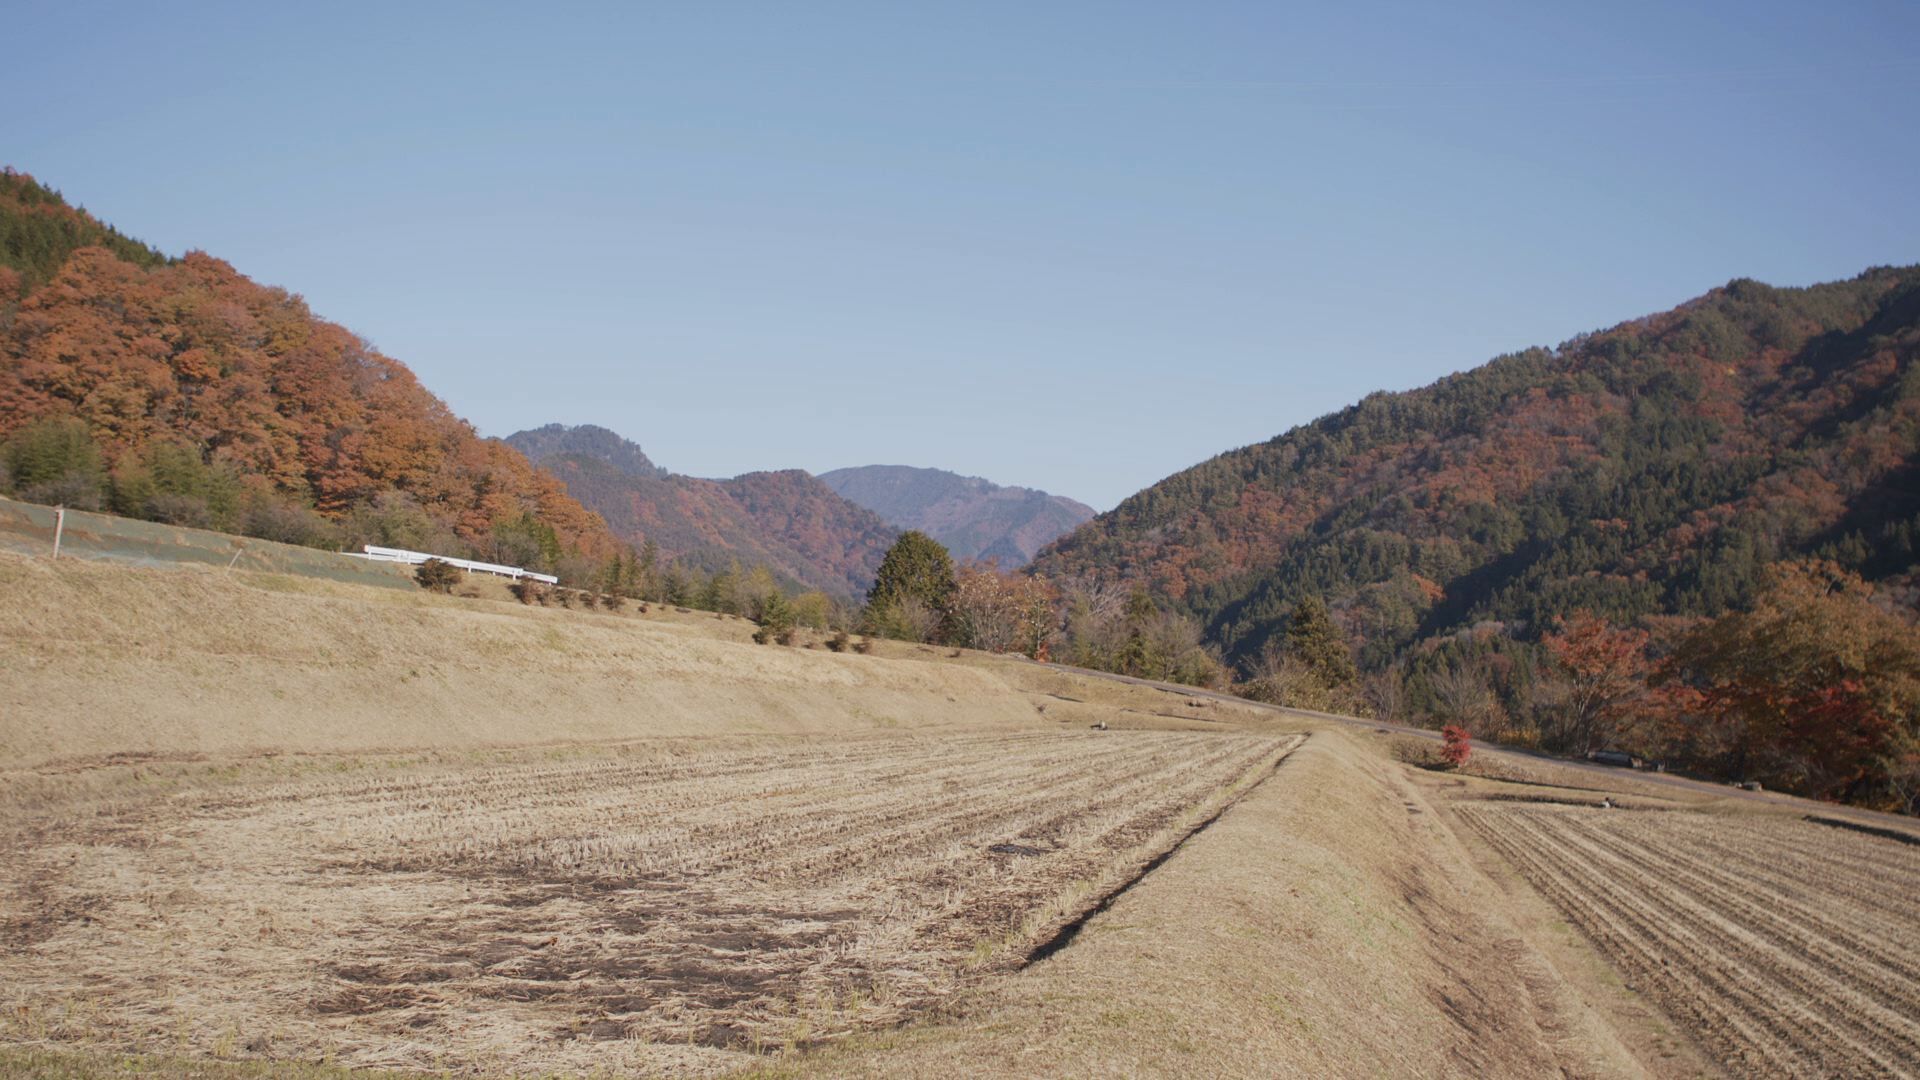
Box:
0;497;415;590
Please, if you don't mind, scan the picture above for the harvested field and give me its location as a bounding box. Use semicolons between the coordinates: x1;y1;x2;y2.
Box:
1458;803;1920;1079
0;730;1298;1075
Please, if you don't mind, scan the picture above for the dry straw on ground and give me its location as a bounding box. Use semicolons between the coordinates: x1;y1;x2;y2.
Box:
1459;803;1920;1078
0;731;1296;1075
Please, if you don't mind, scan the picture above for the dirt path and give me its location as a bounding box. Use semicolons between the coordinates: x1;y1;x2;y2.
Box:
761;731;1644;1079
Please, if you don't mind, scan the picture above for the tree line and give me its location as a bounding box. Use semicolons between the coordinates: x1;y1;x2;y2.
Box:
1245;559;1919;816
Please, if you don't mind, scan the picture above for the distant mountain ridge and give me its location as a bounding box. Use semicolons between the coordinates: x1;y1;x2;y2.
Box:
1035;265;1920;670
507;423;664;479
818;464;1094;565
507;424;896;598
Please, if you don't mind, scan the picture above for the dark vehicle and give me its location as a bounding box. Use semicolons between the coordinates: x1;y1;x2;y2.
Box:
1587;749;1639;768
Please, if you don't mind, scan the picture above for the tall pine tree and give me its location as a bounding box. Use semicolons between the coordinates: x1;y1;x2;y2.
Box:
1287;596;1358;688
865;531;956;641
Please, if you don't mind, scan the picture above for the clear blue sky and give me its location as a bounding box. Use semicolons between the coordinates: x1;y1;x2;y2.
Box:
6;2;1917;510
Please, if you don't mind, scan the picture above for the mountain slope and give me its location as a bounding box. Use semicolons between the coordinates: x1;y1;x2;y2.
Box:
0;169;616;568
506;422;664;479
509;425;896;597
819;464;1094;565
1035;266;1920;669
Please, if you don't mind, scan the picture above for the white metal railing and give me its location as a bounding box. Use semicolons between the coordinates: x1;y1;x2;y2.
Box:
345;545;560;584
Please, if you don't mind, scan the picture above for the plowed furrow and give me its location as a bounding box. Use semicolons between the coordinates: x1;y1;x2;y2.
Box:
1463;805;1919;1080
1558;814;1920;1060
1463;807;1801;1073
1600;818;1920;1005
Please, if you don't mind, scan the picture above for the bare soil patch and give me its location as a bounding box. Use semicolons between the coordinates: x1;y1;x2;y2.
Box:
1458;803;1920;1078
0;731;1296;1074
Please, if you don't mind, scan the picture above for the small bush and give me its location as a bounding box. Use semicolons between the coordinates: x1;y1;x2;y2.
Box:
1440;725;1473;768
414;558;461;593
599;592;625;611
243;497;341;549
852;636;874;655
826;630;851;653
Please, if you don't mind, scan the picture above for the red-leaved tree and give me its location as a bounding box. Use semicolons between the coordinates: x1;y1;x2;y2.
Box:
1543;611;1651;754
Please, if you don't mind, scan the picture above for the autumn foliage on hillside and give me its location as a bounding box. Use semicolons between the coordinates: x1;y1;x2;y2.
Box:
0;170;615;572
1035;265;1920;810
1652;562;1920;813
1038;268;1920;674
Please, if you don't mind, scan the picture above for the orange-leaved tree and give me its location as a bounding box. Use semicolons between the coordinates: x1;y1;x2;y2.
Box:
1656;561;1920;811
948;561;1057;659
1542;611;1651;754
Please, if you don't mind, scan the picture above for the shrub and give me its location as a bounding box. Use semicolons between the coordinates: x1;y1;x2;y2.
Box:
826;630;851;653
1;416;106;509
753;592;796;646
752;624;796;645
1440;725;1473;768
146;491;214;527
866;595;943;643
242;496;341;549
852;636;874;655
508;580;549;605
414;558;461;593
599;592;625;611
20;469;107;511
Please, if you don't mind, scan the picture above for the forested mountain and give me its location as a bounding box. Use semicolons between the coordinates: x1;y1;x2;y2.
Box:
508;424;897;598
819;464;1094;565
506;423;664;480
1035;266;1920;672
0;170;617;571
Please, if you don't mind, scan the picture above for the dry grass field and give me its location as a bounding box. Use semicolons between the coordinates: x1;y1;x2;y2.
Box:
0;731;1297;1075
7;551;1920;1078
0;553;1053;768
1457;803;1920;1079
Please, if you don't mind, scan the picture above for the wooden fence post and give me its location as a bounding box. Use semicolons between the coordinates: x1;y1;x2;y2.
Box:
52;505;65;559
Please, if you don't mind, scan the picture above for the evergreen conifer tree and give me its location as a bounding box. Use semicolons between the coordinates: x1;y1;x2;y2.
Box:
865;531;957;640
1287;596;1358;688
